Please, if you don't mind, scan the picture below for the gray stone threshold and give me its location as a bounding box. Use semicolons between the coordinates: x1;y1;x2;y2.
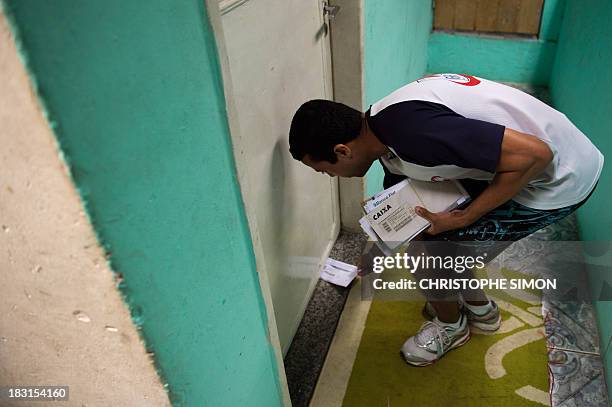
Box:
284;231;367;407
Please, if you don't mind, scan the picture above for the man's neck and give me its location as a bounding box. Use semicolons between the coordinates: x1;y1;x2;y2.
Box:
360;117;389;161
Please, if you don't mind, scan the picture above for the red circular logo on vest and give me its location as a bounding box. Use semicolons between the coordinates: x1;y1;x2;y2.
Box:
442;73;481;86
431;176;447;182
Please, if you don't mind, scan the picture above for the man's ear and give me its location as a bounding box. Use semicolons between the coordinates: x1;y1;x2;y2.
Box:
333;144;352;160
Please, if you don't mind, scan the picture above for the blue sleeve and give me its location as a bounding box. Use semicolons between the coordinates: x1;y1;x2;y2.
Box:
366;101;505;173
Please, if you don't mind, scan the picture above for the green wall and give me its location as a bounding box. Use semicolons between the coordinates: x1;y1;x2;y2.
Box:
549;0;612;391
2;1;283;406
428;0;565;85
364;0;433;197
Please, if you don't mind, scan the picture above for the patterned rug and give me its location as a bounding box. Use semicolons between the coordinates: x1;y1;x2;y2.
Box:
342;215;609;406
342;280;550;407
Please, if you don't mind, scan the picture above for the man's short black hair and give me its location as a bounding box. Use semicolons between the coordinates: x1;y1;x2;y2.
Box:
289;99;362;163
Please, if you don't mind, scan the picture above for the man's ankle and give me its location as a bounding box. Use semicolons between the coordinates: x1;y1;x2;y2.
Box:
434;315;463;329
464;300;493;316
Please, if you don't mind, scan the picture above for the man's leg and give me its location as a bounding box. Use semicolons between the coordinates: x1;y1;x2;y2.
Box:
422;193;588;321
401;182;592;366
406;238;466;323
400;238;471;366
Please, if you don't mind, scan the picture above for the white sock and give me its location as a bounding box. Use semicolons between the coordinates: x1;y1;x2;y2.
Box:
465;300;493;316
434;315;462;330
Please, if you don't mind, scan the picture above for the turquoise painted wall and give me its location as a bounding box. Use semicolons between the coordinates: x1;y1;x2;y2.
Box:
2;1;283;406
428;0;565;85
364;0;433;197
549;0;612;391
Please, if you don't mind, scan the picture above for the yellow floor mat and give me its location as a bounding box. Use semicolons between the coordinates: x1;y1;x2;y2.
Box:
342;283;550;407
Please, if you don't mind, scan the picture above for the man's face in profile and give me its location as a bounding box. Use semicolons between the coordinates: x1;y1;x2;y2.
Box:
301;146;372;178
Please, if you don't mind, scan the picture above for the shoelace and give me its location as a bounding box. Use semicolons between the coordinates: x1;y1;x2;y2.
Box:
415;321;452;357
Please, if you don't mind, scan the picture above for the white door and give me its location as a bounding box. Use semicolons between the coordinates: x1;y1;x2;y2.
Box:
219;0;339;354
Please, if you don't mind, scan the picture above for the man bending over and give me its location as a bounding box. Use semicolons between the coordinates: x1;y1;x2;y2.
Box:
288;74;603;366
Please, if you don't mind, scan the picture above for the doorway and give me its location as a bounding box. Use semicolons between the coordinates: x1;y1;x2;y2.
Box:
214;0;340;356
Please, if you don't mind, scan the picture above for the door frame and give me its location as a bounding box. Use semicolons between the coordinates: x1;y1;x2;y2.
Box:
205;0;363;404
205;2;292;405
329;0;367;232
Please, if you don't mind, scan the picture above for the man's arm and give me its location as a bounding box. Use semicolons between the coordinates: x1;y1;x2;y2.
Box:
415;128;553;235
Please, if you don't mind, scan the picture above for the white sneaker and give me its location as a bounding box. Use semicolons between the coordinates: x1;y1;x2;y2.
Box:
423;300;501;332
400;314;470;366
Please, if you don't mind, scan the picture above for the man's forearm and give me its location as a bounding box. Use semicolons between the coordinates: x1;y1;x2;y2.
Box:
461;162;548;225
460;172;527;225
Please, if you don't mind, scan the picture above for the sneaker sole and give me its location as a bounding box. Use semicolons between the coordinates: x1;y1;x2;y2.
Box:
469;314;502;332
400;330;471;367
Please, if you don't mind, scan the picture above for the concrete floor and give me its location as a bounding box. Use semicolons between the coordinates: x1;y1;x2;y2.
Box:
284;231;367;406
309;277;371;407
0;11;170;407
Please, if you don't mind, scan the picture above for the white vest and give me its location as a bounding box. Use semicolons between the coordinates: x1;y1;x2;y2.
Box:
372;74;604;210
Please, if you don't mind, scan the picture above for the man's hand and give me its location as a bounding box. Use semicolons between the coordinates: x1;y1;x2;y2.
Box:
415;206;472;235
